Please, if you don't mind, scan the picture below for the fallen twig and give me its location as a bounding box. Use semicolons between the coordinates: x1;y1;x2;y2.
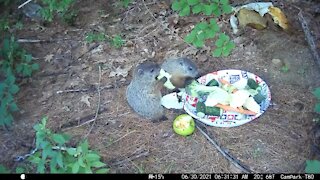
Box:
84;66;102;139
297;11;320;69
17;39;51;43
195;120;252;173
60;107;108;131
18;0;32;9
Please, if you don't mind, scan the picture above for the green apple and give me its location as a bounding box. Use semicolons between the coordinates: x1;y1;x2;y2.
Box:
173;114;195;136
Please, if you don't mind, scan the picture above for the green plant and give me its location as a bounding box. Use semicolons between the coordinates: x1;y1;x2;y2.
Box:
280;64;289;73
172;0;232;16
110;35;125;48
28;117;109;173
0;17;10;32
305;160;320;173
120;0;132;8
172;0;235;57
185;19;220;48
0;164;10;173
0;36;39;127
40;0;75;22
313;87;320;114
212;33;235;57
85;32;106;43
0;0;14;6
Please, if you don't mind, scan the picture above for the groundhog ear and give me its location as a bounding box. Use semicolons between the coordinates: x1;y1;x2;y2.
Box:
137;68;144;75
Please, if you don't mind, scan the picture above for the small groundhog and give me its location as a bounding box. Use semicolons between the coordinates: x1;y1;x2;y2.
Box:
126;62;167;122
161;57;199;89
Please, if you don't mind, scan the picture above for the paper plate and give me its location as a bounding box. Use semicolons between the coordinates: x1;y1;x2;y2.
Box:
182;69;271;127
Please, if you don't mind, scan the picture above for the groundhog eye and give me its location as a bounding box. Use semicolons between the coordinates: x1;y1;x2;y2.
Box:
188;67;193;71
150;68;154;73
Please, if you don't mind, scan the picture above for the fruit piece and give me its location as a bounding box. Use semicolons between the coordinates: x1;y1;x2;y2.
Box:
206;79;219;86
247;78;259;89
173;114;195;136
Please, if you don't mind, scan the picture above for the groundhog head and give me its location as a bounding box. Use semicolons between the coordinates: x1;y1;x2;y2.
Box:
134;62;161;82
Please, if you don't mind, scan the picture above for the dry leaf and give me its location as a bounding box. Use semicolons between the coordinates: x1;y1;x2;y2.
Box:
81;95;91;107
109;66;132;78
238;8;267;30
268;6;289;30
44;54;54;62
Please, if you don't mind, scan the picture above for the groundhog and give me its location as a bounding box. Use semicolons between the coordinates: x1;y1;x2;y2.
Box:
161;57;199;89
126;62;167;122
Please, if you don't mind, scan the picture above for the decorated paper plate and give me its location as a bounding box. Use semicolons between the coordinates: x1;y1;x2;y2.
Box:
182;69;271;127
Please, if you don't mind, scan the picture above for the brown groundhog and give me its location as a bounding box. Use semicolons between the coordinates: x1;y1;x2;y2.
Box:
126;62;167;122
161;57;199;89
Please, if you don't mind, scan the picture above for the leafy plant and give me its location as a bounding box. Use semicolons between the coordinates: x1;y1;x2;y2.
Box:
85;32;106;43
0;164;10;173
110;35;125;48
0;36;39;127
305;160;320;173
120;0;132;8
172;0;235;57
313;87;320;114
40;0;75;22
172;0;233;17
185;19;219;48
212;33;235;57
28;117;109;173
0;0;14;6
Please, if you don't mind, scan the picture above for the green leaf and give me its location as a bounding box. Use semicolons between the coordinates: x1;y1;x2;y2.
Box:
315;103;320;113
225;41;235;51
91;161;106;168
222;4;232;14
193;38;204;48
197;32;206;40
312;88;320;99
197;22;208;30
9;102;19;112
220;0;229;5
0;164;10;173
305;160;320;173
212;7;222;16
67;148;77;156
15;167;25;173
192;4;202;14
179;5;190;16
32;63;40;70
212;48;223;57
203;4;213;15
187;0;199;6
172;0;182;11
85;153;100;162
72;162;80;173
24;54;32;63
222;47;232;57
56;152;64;168
78;157;86;167
215;38;225;47
52;134;66;144
95;168;109;174
81;140;89;154
205;29;216;38
184;32;196;43
9;84;19;94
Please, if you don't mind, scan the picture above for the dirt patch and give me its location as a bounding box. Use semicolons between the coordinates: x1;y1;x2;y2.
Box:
1;0;320;173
